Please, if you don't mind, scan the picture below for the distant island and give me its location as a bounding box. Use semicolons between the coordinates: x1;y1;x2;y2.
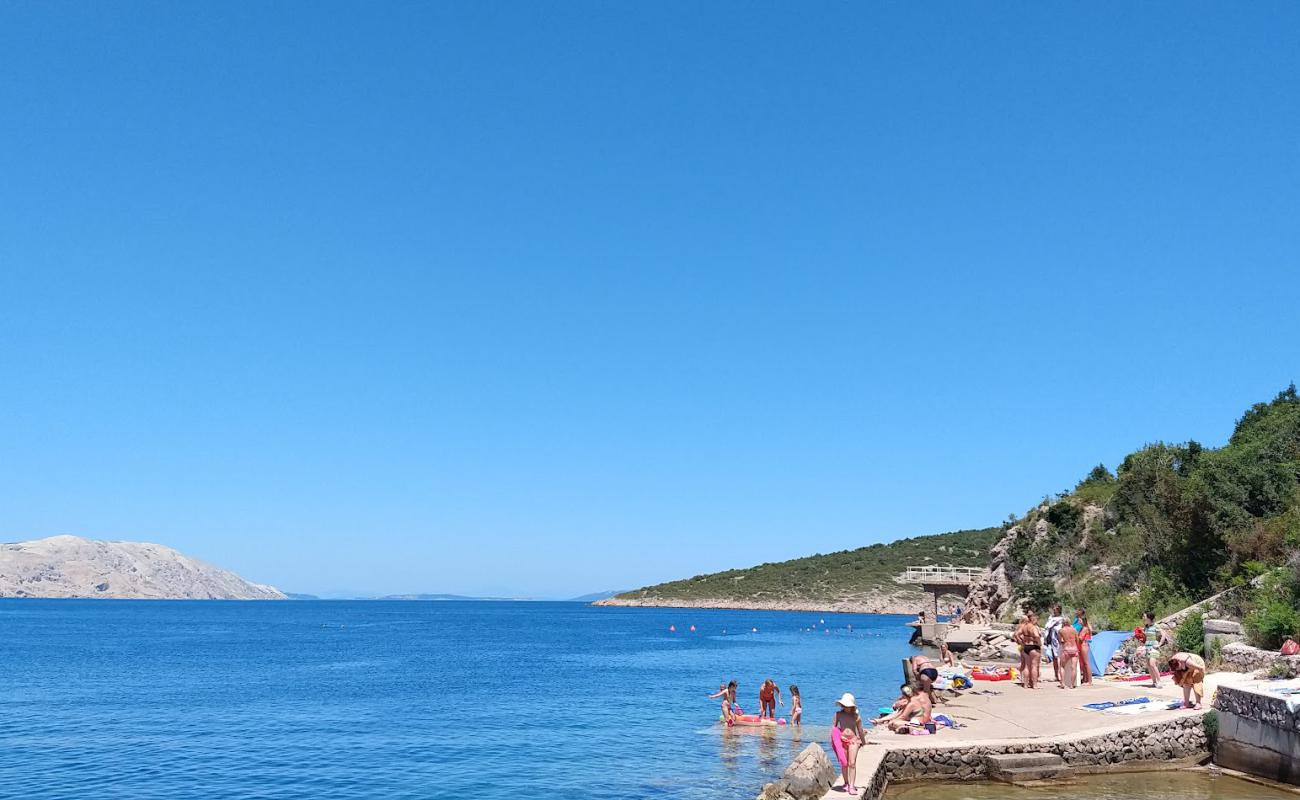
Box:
566;589;626;603
377;593;519;601
0;535;285;600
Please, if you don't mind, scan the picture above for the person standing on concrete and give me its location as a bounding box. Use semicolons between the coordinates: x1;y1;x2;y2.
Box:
1169;652;1206;709
1141;611;1171;688
1043;604;1068;683
1057;622;1080;688
830;693;867;794
1077;610;1094;684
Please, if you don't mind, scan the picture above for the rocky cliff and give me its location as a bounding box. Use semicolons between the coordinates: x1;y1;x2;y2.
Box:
0;535;285;599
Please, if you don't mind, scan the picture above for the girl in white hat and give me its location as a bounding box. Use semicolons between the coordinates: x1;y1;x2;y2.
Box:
831;693;867;793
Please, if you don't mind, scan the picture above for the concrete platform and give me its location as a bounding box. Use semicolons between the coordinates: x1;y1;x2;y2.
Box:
816;671;1225;800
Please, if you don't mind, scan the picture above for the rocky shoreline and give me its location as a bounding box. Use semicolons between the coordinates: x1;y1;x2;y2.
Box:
592;591;950;616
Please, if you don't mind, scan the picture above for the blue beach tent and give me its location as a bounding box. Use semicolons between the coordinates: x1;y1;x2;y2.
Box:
1087;630;1132;676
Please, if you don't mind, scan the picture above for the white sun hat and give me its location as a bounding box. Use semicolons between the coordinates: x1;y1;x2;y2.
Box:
837;692;856;708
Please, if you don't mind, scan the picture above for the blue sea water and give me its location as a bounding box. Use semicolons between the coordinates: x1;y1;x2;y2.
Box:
0;600;922;800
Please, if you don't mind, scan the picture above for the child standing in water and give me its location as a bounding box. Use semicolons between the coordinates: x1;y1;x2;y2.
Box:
788;685;802;725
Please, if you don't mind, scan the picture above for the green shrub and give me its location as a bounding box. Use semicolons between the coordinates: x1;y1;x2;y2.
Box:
1046;501;1082;534
1105;593;1144;632
1203;710;1219;744
1174;613;1205;655
1267;660;1295;679
1244;597;1300;649
1018;579;1058;615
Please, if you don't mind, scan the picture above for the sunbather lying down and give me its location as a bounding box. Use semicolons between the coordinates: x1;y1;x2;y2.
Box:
873;683;933;733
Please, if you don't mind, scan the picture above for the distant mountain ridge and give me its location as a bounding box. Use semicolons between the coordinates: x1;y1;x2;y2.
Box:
0;535;285;600
377;593;518;601
567;589;626;603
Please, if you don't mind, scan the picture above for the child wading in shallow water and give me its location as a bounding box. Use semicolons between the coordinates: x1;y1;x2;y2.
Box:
788;685;802;725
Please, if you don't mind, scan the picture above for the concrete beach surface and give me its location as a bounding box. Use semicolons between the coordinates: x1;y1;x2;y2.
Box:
760;672;1277;800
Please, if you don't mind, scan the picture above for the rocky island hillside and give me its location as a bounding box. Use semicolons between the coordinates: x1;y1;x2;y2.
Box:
966;384;1300;642
603;385;1300;636
0;535;285;600
598;527;1000;614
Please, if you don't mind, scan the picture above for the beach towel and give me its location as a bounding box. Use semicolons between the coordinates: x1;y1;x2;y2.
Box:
1082;696;1151;712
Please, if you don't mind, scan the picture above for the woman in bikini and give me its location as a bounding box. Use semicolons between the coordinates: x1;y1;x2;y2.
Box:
1058;620;1080;688
1015;612;1043;688
876;680;934;733
1077;610;1094;684
910;654;940;684
830;693;867;794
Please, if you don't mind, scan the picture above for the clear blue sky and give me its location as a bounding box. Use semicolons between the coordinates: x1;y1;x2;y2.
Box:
2;2;1297;598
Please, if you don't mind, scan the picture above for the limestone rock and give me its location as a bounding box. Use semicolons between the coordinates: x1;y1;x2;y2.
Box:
758;743;836;800
0;535;284;600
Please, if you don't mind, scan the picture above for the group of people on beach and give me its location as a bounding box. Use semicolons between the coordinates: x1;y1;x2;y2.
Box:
711;678;802;726
1012;604;1096;689
1012;604;1207;709
709;668;942;793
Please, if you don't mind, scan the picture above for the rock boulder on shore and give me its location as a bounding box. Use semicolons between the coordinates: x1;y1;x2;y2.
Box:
757;743;836;800
0;535;285;600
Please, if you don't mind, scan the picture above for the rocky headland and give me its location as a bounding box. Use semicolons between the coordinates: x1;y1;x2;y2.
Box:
594;589;962;615
0;535;285;600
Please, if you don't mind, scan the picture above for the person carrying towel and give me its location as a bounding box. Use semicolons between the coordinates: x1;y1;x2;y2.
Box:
830;693;867;794
1169;652;1206;709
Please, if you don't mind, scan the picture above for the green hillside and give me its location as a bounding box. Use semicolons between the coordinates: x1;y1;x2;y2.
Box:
615;527;1001;604
1001;384;1300;642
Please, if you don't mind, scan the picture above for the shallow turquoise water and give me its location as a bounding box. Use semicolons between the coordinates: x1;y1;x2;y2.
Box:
0;600;921;799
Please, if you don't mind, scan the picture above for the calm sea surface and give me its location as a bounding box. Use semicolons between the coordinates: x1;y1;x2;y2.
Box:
1;600;920;800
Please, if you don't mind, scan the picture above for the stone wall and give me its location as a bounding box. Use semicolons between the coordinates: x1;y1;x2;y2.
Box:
763;714;1211;800
876;714;1209;784
1214;683;1300;784
1220;642;1300;676
1204;619;1245;655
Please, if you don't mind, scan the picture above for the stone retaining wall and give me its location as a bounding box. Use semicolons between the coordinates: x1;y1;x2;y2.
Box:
1213;683;1300;784
874;714;1209;785
1220;643;1300;675
763;714;1212;800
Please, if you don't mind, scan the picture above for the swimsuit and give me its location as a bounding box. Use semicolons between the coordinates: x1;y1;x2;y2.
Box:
830;725;856;766
919;667;939;681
